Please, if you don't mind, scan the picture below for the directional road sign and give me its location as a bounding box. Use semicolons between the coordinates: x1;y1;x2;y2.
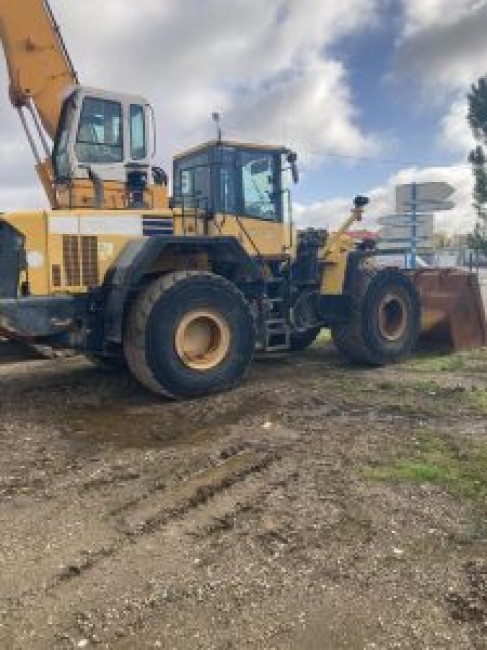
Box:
377;213;433;227
378;208;435;256
395;182;455;213
379;221;434;242
377;238;434;250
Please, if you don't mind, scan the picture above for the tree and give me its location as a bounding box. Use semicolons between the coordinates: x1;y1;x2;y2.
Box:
467;145;487;252
467;77;487;253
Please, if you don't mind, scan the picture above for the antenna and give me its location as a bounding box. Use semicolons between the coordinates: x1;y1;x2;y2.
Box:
212;112;222;143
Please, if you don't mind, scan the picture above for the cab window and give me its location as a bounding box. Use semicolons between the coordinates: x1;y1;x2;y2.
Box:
240;151;279;220
130;104;146;160
75;97;123;164
217;146;237;213
173;152;211;208
53;94;77;179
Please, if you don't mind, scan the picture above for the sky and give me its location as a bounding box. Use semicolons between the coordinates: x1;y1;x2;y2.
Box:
0;0;486;234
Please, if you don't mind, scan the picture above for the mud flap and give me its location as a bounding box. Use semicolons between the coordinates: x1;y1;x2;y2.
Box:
407;269;487;352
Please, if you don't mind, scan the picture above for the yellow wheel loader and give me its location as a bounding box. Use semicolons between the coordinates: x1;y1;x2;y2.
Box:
0;0;484;399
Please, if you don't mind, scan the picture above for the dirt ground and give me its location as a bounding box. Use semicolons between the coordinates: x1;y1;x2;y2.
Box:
0;340;486;649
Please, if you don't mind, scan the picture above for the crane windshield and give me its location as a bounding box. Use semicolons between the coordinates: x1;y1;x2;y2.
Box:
75;97;123;164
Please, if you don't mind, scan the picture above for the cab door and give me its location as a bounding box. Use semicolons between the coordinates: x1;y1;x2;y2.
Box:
210;147;290;257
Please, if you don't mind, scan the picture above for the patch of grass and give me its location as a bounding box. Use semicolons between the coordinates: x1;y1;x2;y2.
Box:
405;353;469;373
466;388;487;415
405;348;487;374
314;329;331;347
363;434;487;500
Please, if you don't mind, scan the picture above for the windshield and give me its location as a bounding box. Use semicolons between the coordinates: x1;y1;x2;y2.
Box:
75;97;123;164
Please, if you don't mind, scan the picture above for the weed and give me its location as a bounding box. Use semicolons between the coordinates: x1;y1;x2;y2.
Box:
466;388;487;415
405;349;487;374
363;433;487;500
314;329;331;347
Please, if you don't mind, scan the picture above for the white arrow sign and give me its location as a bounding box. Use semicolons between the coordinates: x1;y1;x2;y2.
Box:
377;239;434;250
380;223;434;241
377;213;434;227
396;182;455;212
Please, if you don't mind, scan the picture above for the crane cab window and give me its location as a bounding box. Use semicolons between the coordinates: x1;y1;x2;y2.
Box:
130;105;146;160
75;97;123;164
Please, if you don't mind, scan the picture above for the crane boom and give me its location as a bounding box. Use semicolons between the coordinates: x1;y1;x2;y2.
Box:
0;0;78;139
0;0;163;210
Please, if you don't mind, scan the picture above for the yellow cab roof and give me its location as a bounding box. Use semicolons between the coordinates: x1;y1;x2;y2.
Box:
173;139;286;160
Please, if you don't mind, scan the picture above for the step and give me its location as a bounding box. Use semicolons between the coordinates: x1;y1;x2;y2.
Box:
263;318;290;352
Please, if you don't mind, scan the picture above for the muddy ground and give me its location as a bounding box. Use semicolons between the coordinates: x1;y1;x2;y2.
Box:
0;340;486;649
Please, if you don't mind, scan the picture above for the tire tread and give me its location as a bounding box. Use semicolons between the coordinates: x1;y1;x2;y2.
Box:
124;271;253;398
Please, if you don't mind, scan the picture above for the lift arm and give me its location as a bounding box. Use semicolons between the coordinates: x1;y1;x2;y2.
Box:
0;0;78;139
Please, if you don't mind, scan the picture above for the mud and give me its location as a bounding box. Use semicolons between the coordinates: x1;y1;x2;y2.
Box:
0;343;487;648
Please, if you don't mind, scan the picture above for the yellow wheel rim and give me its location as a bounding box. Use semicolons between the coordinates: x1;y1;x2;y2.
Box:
174;310;231;370
377;293;408;342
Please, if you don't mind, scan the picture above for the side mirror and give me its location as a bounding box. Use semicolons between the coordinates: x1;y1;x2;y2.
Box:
287;151;299;184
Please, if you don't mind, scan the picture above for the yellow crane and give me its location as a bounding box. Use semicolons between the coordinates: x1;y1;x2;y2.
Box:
0;0;484;399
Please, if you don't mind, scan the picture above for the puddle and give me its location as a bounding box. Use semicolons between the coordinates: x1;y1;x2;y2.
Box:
56;394;275;450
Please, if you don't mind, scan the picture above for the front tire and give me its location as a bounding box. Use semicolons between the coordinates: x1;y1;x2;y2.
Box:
331;267;420;365
124;271;255;399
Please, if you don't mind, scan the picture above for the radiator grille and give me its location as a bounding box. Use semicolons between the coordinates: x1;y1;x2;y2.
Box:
81;236;99;286
51;264;61;288
62;235;99;287
63;235;80;286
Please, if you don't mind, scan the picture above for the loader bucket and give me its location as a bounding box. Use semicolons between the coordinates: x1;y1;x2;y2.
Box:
405;269;487;352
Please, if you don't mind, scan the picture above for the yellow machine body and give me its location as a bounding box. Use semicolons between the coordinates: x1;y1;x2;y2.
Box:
2;204;295;297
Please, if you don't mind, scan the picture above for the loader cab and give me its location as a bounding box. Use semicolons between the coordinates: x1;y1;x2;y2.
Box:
52;86;156;187
172;141;298;224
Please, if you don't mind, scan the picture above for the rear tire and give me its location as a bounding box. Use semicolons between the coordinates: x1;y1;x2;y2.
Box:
124;271;255;399
331;267;420;365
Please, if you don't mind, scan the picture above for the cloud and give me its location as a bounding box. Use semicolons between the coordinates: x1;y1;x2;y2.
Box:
397;1;487;92
438;98;476;155
221;58;378;163
295;163;476;235
401;0;487;36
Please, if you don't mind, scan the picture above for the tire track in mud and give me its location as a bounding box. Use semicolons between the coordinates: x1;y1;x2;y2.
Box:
60;458;302;647
2;444;281;595
1;442;300;647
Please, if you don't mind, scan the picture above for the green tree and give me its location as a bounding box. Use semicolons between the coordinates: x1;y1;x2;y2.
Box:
467;77;487;253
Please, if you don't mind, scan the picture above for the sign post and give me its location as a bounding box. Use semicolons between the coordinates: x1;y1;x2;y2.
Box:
411;183;417;268
377;182;456;268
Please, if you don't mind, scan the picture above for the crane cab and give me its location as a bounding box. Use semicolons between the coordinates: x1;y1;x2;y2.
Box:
52;86;166;209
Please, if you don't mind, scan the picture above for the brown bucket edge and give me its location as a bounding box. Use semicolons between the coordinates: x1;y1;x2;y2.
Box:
405;268;487;352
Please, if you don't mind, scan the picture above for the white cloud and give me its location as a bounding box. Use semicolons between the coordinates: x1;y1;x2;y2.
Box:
439;98;475;155
401;0;487;36
295;164;475;235
221;58;378;163
397;0;487;92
